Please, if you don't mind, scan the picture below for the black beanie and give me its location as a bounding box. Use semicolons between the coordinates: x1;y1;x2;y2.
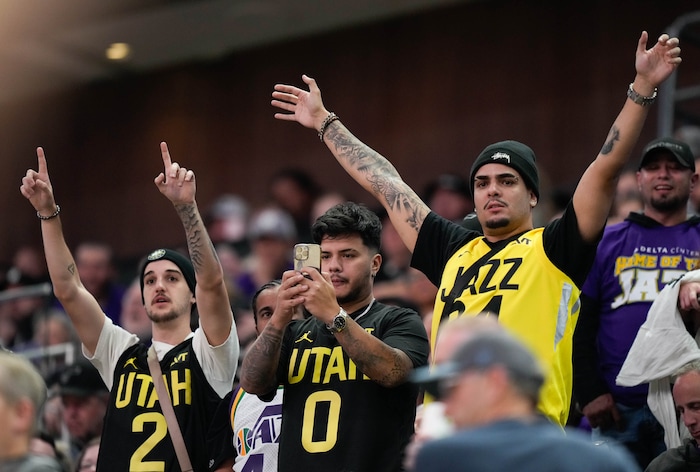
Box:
139;248;196;303
469;140;540;199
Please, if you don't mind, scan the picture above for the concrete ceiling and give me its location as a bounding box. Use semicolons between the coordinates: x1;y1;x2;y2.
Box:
0;0;470;104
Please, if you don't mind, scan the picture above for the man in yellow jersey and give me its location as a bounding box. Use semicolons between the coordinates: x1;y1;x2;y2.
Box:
270;31;682;425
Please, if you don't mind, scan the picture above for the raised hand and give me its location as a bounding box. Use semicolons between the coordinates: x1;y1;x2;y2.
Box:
154;141;196;205
20;147;58;216
635;31;682;90
271;74;330;130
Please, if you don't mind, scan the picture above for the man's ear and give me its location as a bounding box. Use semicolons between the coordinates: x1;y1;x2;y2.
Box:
371;253;382;277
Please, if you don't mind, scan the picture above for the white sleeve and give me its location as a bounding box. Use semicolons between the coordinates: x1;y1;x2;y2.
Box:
192;324;240;398
82;317;139;390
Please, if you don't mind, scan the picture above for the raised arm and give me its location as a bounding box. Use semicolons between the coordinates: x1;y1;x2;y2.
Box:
573;31;682;242
239;270;302;394
155;142;234;346
271;76;429;253
19;148;105;353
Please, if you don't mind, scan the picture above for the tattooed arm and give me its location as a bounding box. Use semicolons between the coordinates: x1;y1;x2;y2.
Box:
155;142;234;346
240;271;303;394
271;76;429;253
572;31;681;242
20;148;106;353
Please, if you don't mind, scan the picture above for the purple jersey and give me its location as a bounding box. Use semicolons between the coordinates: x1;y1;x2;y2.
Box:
582;213;700;406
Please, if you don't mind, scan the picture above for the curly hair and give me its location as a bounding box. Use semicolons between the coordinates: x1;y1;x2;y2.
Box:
311;202;381;252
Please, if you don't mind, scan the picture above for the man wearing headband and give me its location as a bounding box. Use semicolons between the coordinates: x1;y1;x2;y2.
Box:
270;31;681;425
20;142;239;471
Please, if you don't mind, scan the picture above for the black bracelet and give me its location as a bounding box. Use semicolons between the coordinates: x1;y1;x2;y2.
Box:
37;205;61;220
627;83;657;107
318;112;340;141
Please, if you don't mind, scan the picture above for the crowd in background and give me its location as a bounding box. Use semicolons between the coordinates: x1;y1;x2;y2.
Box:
1;123;700;471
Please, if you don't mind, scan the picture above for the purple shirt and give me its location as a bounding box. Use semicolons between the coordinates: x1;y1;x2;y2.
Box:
582;213;700;406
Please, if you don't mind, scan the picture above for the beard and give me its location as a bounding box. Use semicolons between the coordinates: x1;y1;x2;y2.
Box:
650;193;687;213
484;217;510;229
146;300;190;324
334;269;373;306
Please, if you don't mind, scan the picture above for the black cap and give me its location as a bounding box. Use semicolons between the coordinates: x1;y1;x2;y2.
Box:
411;330;544;400
469;141;539;199
139;248;196;303
639;137;695;172
58;360;107;397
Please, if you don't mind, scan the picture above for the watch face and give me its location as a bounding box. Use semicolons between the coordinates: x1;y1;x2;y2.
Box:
333;314;347;330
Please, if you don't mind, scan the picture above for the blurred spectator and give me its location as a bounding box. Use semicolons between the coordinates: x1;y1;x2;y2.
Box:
117;279;151;344
74;437;99;472
15;312;79;377
374;209;412;283
30;430;71;472
205;194;251;256
411;330;639;472
269;168;321;242
607;194;643;226
0;350;63;471
608;167;643;226
0;268;54;350
311;191;347;223
237;207;296;302
214;243;250;310
675;125;700;157
11;245;49;282
375;267;437;336
64;242;125;325
675;125;700;215
423;173;474;223
57;361;108;462
547;185;574;223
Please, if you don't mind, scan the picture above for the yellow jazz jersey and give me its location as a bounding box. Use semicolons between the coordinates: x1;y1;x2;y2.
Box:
430;228;580;425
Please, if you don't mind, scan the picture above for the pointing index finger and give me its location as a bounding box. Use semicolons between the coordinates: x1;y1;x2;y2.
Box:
36;147;48;174
160;141;172;171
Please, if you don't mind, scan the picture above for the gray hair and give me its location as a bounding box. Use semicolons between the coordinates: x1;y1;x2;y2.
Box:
0;350;48;433
672;359;700;381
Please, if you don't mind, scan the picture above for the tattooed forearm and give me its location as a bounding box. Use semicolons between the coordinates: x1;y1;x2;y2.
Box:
600;125;621;155
340;330;411;388
326;124;427;232
241;327;284;392
175;202;206;270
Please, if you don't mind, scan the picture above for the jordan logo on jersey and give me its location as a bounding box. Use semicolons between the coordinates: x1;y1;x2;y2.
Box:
295;331;314;343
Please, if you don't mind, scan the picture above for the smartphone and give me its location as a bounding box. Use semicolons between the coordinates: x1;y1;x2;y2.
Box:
294;243;321;275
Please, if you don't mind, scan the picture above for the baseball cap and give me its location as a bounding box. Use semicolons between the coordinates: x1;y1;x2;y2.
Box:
638;137;695;171
58;360;107;397
469;141;539;199
248;207;297;241
411;330;544;400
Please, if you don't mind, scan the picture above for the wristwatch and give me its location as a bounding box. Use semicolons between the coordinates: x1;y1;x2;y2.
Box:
326;307;348;334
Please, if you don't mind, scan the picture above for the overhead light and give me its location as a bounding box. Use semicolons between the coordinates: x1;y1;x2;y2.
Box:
106;42;131;61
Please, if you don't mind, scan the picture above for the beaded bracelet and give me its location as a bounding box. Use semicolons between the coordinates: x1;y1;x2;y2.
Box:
627;83;657;107
37;204;61;220
318;112;340;141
